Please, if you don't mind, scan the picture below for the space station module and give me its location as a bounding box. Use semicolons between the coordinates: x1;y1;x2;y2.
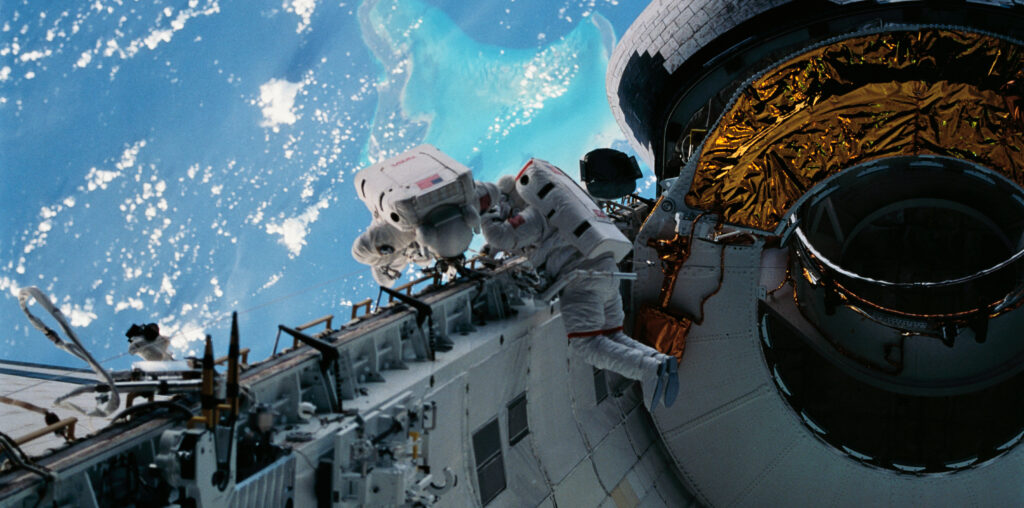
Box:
352;145;497;286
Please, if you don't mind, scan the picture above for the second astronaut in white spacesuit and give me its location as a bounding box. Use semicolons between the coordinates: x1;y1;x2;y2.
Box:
482;172;679;410
351;220;435;287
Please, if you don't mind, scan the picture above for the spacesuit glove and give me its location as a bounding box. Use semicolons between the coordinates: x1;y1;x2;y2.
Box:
481;210;505;223
373;265;402;287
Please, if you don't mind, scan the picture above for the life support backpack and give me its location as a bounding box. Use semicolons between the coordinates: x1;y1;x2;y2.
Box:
354;145;482;258
515;158;632;262
354;144;477;232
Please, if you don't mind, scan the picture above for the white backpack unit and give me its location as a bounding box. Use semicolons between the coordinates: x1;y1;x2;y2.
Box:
515;158;633;262
354;145;479;259
355;145;477;230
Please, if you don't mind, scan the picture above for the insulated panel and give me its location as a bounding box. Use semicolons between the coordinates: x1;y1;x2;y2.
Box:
426;374;477;508
622;406;655;457
466;333;529;431
591;424;637;492
499;439;550;508
570;352;624;448
663;391;801;506
554;457;606;508
526;314;589;485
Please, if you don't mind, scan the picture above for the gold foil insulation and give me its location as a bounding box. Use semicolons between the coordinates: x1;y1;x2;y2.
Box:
685;29;1024;230
635;306;690;360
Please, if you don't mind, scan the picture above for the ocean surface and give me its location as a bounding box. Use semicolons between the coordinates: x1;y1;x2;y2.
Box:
0;0;653;370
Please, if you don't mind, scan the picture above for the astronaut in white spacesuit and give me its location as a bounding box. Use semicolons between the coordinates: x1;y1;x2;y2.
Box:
350;145;498;287
351;220;435;287
481;160;679;410
125;322;174;361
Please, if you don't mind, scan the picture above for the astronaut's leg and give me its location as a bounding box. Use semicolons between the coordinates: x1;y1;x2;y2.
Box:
568;334;659;382
562;275;665;409
559;276;607;335
599;287;663;358
565;266;678;409
602;309;679;408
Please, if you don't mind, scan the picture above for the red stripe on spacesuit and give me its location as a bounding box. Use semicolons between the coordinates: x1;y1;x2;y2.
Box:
507;214;525;228
566;326;623;339
515;159;534;180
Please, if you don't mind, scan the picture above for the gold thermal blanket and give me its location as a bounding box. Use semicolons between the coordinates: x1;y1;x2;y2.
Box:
685;30;1024;230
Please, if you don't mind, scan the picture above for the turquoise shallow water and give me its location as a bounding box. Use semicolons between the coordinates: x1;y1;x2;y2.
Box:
0;0;650;368
363;0;628;179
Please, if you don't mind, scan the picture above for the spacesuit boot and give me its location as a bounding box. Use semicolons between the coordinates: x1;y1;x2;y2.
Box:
568;333;665;409
608;330;679;408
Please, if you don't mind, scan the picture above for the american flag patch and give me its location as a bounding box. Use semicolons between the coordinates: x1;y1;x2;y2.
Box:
416;173;444;190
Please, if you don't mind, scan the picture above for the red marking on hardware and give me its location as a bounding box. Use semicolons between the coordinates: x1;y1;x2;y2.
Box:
416;174;444;190
390;156;415;167
515;159;534;180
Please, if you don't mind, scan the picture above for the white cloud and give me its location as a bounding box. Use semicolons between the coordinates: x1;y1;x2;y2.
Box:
265;198;328;257
284;0;317;33
80;1;220;66
84;167;121;191
143;28;173;50
19;49;50;62
160;274;176;298
114;297;145;312
160;319;207;350
261;272;282;290
75;51;92;68
60;300;97;327
116;139;146;170
0;277;20;298
256;78;303;131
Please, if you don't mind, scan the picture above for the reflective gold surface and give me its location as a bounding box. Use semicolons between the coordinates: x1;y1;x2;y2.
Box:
685;30;1024;230
635;306;690;360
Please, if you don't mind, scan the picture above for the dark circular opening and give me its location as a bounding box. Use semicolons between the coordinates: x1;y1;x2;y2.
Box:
840;200;1013;283
390;212;401;222
796;157;1024;315
762;311;1024;473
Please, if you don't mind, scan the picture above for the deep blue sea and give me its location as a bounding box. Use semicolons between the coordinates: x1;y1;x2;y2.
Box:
0;0;652;370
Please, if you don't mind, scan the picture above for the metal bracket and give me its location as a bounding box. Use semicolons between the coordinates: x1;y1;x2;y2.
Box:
779;215;801;247
379;286;437;361
278;326;339;366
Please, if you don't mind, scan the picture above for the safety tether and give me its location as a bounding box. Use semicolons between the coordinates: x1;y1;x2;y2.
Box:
17;287;120;416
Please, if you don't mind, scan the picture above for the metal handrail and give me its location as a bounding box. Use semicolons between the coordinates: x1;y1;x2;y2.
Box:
293;315;335;348
14;418;77;446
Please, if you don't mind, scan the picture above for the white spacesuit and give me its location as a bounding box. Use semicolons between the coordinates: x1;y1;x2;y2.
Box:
125;322;174;361
482;159;679;410
351;145;498;287
352;220;434;286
